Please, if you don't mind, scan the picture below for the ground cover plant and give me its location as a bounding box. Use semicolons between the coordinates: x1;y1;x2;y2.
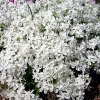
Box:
0;0;100;100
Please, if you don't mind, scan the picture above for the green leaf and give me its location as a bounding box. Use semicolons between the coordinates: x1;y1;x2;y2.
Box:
21;63;39;96
53;29;60;35
70;57;78;62
45;5;48;10
0;34;2;38
0;23;5;31
79;19;87;24
62;9;69;16
16;37;20;41
34;8;40;14
0;42;5;52
34;87;40;95
39;24;46;32
56;0;61;4
27;3;34;20
75;37;84;43
21;14;25;18
70;19;74;25
52;11;59;19
81;3;85;6
90;62;96;68
51;78;59;85
21;79;25;85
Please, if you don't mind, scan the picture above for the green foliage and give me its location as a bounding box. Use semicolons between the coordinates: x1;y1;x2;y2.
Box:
62;9;69;16
16;37;20;41
0;23;5;31
23;35;27;40
88;30;100;39
79;19;87;24
52;29;60;35
81;3;85;6
34;8;40;14
56;0;61;4
27;3;34;20
52;11;59;19
75;37;84;43
90;62;97;68
0;42;5;52
45;5;48;10
21;14;25;18
0;34;1;38
21;63;39;96
39;24;46;33
70;56;78;62
51;78;58;85
70;19;74;25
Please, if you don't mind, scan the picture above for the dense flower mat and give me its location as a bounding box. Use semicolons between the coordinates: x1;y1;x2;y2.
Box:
0;0;100;100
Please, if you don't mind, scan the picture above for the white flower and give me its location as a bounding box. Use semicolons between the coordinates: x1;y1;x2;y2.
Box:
0;0;99;99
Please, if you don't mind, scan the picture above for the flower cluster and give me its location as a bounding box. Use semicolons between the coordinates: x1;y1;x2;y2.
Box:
9;0;36;3
0;0;100;100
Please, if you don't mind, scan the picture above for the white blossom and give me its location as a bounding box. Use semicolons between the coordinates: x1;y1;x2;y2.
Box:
0;0;99;100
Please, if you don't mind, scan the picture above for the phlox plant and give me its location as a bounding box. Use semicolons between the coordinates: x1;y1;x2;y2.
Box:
0;0;100;100
9;0;36;3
